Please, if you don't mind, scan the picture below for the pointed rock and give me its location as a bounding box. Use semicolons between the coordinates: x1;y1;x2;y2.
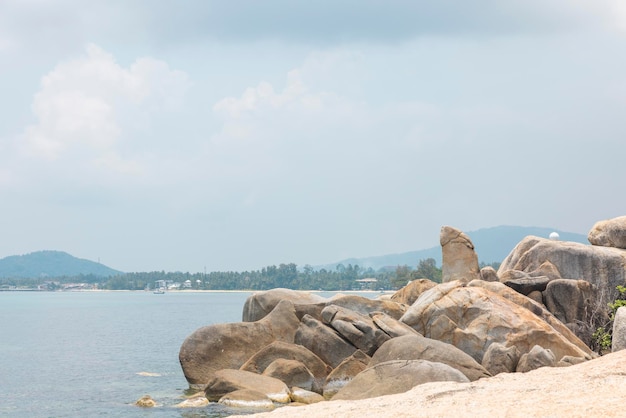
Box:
440;226;481;283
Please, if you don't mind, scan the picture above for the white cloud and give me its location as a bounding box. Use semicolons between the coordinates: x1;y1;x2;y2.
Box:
17;43;190;168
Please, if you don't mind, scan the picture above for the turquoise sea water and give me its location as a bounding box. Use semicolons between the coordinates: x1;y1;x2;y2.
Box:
0;290;377;417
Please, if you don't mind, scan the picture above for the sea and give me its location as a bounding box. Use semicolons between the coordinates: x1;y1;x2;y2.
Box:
0;290;378;417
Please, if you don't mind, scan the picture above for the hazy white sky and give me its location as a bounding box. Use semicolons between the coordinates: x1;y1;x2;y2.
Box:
1;1;625;272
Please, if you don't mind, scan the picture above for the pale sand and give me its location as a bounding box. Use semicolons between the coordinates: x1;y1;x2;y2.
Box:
233;350;626;418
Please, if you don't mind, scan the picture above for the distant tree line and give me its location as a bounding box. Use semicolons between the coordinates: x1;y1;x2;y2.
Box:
0;258;501;291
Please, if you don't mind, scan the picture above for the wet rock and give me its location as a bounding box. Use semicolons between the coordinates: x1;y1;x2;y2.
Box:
135;395;156;408
205;369;290;403
218;389;275;410
290;387;325;404
179;300;300;386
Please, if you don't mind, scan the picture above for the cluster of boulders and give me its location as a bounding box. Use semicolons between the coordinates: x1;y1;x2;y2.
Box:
172;216;626;411
496;215;626;345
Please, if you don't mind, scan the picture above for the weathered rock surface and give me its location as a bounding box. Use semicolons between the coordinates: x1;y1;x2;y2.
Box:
239;340;331;392
174;395;209;408
369;311;420;338
234;349;626;418
205;369;291;403
218;389;276;410
612;306;626;352
526;290;543;305
588;215;626;249
479;266;499;282
401;281;591;363
498;236;626;302
242;289;327;322
440;225;481;283
516;345;556;372
467;280;593;356
325;294;406;320
369;334;491;381
481;342;520;375
544;279;594;326
322;350;370;399
332;359;469;401
321;305;390;356
135;395;156;408
262;359;316;392
390;279;437;305
499;270;551;295
294;314;357;368
289;387;325;404
179;300;300;386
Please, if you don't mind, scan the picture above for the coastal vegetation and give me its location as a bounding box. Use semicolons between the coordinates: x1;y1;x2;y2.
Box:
2;258;487;292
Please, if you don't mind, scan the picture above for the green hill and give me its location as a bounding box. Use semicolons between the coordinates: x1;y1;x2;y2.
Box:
319;225;588;271
0;250;123;278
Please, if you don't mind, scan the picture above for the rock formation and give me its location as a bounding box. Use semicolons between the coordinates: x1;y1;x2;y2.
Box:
331;359;469;401
179;299;300;386
178;218;626;411
440;226;481;283
588;215;626;249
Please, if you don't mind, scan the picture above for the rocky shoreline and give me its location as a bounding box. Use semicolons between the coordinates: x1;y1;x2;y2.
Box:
232;348;626;417
155;216;626;415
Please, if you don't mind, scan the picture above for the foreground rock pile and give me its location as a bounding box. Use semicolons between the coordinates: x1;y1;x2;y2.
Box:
176;216;626;413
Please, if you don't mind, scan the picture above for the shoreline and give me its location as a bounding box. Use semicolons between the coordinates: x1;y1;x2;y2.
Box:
0;288;393;294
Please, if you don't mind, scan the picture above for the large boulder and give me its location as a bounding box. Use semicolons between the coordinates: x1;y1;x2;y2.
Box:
543;279;595;326
332;360;469;401
294;314;357;368
242;289;327;322
400;281;592;364
467;280;593;356
239;340;331;392
262;359;315;392
179;300;300;386
588;216;626;249
498;236;626;304
204;369;291;403
440;226;481;283
321;305;390;356
390;279;437;305
369;334;491;381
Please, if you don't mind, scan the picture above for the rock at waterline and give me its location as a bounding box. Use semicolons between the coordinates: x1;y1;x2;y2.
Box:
135;395;156;408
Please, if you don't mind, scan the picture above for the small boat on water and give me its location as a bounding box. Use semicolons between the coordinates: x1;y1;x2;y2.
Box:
153;287;165;294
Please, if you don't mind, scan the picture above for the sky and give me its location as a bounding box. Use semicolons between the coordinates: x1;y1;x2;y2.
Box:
1;1;626;273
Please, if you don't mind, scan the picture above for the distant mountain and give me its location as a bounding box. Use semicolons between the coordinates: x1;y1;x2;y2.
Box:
316;226;588;272
0;250;123;278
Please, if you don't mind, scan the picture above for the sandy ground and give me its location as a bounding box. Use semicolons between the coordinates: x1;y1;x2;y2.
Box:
233;350;626;418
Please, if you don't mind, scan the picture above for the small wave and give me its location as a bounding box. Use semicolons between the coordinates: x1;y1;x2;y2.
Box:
136;371;161;377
